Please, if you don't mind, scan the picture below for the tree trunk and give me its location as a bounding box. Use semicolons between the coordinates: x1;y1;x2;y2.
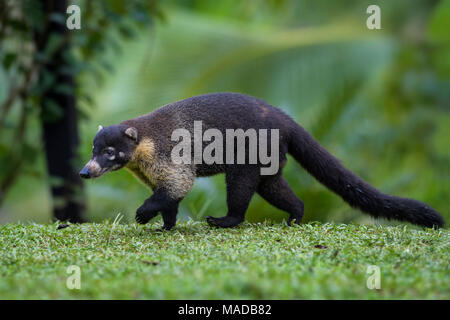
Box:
34;0;85;222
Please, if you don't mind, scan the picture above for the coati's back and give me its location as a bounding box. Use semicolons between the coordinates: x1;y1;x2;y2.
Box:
120;92;294;160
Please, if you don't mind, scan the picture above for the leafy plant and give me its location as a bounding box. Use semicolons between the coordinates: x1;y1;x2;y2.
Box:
0;0;163;221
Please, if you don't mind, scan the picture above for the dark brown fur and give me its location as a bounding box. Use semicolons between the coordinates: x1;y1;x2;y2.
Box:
81;92;444;230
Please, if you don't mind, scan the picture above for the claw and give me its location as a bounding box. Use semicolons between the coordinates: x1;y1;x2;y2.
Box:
206;216;219;227
155;224;174;232
206;216;242;228
136;210;158;225
136;215;149;224
287;216;301;226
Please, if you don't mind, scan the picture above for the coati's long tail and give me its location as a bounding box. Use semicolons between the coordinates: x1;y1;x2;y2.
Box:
288;124;444;228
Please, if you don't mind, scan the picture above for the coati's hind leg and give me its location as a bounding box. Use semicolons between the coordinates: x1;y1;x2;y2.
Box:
135;188;180;230
257;174;304;226
206;167;260;228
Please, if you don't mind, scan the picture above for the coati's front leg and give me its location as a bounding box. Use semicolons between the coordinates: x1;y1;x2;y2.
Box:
206;167;260;228
159;205;179;231
136;188;180;230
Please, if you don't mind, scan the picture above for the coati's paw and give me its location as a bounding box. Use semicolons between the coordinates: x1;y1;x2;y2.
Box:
287;216;302;226
206;216;243;228
135;212;149;224
135;209;157;225
155;223;175;232
163;223;175;230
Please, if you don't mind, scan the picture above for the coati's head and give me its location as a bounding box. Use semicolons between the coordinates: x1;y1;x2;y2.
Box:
80;124;138;179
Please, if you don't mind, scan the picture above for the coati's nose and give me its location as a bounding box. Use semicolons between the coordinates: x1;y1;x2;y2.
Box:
79;167;91;179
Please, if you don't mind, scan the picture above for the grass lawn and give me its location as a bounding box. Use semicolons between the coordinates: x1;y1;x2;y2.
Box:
0;219;448;299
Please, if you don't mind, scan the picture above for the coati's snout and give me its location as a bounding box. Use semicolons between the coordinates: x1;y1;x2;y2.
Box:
80;124;139;179
79;158;102;179
79;165;92;179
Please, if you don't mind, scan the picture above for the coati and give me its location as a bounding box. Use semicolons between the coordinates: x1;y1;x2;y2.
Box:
80;92;444;230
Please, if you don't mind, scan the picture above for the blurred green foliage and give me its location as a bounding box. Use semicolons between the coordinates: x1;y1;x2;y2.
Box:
0;0;448;226
0;0;162;220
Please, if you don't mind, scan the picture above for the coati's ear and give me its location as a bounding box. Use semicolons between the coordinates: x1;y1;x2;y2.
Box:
98;125;103;132
124;127;138;141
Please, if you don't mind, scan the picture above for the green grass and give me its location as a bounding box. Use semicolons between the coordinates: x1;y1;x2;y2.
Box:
0;220;448;299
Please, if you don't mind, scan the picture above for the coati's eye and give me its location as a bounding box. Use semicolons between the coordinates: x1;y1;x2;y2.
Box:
103;148;115;160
